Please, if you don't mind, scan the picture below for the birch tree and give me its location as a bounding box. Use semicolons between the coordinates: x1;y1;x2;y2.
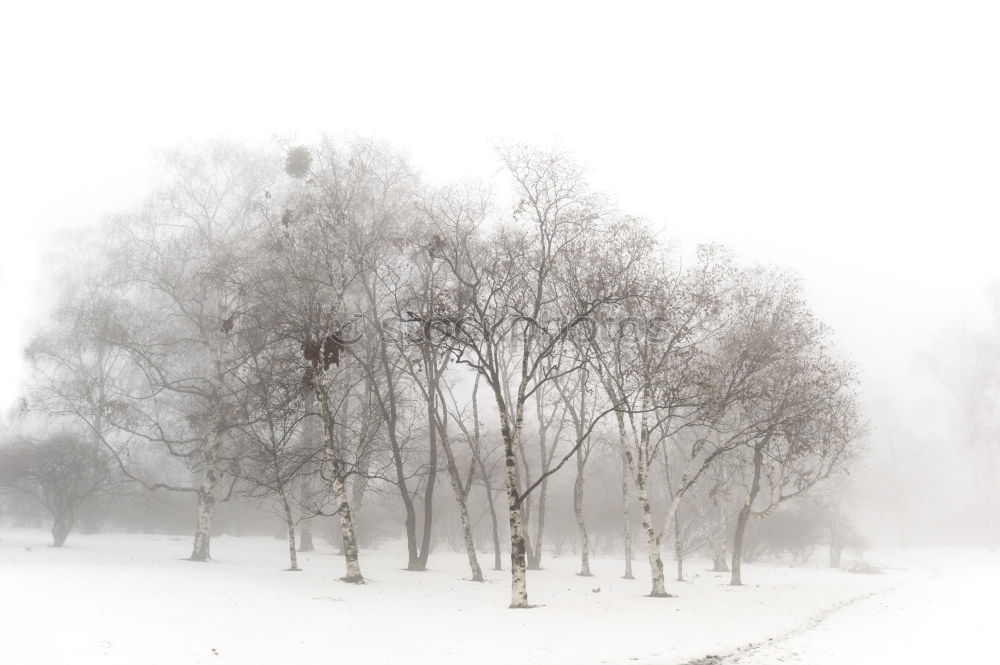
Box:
251;139;409;583
109;142;275;561
723;271;863;585
230;318;324;571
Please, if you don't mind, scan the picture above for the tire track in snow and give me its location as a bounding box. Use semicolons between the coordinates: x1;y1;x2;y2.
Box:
680;558;939;665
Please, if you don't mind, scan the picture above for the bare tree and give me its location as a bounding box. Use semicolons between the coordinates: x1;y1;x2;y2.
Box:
107;142;275;561
724;271;863;585
230;321;322;571
0;431;117;546
24;240;133;532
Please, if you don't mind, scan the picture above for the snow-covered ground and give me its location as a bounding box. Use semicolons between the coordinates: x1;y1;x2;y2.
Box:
729;549;1000;664
0;528;990;665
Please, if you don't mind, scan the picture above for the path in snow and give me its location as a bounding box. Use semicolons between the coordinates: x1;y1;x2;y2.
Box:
720;550;1000;664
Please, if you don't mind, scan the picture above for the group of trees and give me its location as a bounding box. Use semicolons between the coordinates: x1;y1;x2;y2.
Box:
0;138;864;607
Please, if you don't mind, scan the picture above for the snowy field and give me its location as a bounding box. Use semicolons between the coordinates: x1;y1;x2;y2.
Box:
4;529;993;664
733;548;1000;664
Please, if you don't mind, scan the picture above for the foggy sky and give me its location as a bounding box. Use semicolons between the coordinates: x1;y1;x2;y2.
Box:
2;0;998;460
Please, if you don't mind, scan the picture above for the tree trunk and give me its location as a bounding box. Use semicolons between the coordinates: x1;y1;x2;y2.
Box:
397;463;419;567
711;478;730;572
298;518;314;552
829;523;843;568
350;453;370;544
51;508;75;548
471;376;503;571
315;372;364;583
189;280;229;563
454;483;484;581
638;478;668;596
528;403;552;571
451;474;483;581
491;354;531;607
634;392;667;597
619;422;634;580
434;402;484;582
674;508;684;582
574;447;592;576
372;329;421;571
349;378;374;545
731;446;763;586
481;464;503;571
528;478;547;570
189;487;215;561
517;445;536;569
330;456;364;583
296;394;318;553
712;548;730;572
522;520;536;569
730;503;751;585
189;438;220;562
507;468;528;607
502;419;529;607
416;388;438;571
281;494;299;571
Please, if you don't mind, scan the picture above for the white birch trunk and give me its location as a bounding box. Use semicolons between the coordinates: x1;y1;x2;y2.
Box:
711;473;730;572
449;458;485;582
281;493;299;571
573;452;591;576
617;414;635;579
500;406;529;607
637;475;667;596
298;518;314;552
506;459;529;607
437;418;484;581
314;371;364;583
637;388;668;596
190;433;220;561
